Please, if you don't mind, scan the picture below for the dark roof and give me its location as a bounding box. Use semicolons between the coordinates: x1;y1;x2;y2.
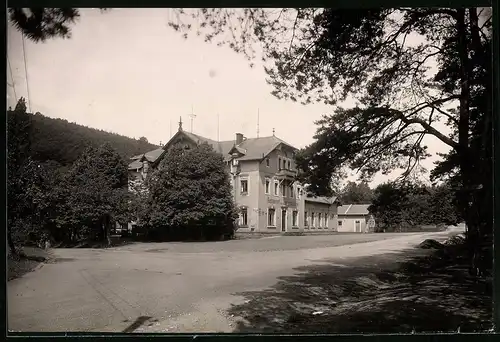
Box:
183;132;234;159
338;204;371;216
128;160;143;171
128;148;165;170
127;131;297;170
235;136;294;161
305;196;340;205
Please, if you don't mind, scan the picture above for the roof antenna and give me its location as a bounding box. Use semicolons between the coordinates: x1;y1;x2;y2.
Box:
257;109;260;138
189;105;196;133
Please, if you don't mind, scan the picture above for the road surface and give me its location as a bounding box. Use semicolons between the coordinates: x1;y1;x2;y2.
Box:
8;228;462;333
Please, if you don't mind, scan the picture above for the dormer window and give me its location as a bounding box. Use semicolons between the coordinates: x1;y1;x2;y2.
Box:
266;158;270;167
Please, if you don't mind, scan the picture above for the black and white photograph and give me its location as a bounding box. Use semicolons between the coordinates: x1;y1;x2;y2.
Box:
6;6;494;334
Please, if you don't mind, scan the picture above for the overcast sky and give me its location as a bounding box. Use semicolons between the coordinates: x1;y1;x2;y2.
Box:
7;8;452;186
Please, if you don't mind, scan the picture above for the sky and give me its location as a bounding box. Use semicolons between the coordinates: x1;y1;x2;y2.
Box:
6;8;452;187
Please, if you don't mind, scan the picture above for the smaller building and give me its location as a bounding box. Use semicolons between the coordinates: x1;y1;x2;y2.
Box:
337;204;376;233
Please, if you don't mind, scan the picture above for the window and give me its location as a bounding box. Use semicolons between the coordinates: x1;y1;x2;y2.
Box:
278;157;281;169
282;159;286;169
274;181;279;196
325;215;329;228
240;179;248;194
304;212;309;227
265;178;270;194
338;220;343;226
280;183;285;197
311;213;316;228
287;160;291;170
292;211;298;227
318;213;323;228
289;184;294;198
240;208;248;226
266;158;270;167
268;208;276;227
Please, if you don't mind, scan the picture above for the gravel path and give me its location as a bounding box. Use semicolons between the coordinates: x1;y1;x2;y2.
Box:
8;229;460;333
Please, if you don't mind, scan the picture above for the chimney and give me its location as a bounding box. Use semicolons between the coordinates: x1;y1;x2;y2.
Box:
236;133;244;145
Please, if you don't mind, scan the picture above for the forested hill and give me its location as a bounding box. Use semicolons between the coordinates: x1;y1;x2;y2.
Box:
29;112;158;166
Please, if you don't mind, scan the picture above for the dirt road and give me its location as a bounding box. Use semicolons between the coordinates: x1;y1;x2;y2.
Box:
8;229;461;333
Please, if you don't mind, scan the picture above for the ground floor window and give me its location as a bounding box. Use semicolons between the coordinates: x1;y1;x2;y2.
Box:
325;215;329;228
338;220;343;227
268;208;276;227
304;211;309;228
318;213;323;228
311;212;316;228
240;208;248;226
292;210;298;227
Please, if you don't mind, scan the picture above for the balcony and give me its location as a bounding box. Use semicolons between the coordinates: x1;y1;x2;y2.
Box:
276;168;297;179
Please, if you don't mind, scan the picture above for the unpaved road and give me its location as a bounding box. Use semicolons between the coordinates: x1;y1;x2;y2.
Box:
8;228;462;333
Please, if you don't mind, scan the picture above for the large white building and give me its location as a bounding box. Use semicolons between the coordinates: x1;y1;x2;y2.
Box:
128;119;342;233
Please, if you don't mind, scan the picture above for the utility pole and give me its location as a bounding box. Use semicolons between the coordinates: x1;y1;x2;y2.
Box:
189;105;196;133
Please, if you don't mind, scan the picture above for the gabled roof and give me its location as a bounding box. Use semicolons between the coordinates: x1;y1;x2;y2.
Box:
143;148;166;163
233;135;295;161
338;204;371;216
305;196;340;205
127;130;297;170
128;148;165;170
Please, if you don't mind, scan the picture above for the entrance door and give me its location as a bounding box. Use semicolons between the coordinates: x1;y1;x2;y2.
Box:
355;220;361;232
281;209;287;232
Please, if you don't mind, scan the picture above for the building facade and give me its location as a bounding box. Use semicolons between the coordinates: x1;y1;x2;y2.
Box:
337;204;376;233
128;119;341;233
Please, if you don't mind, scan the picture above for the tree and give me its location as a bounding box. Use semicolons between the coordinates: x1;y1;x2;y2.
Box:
428;183;462;226
57;143;129;245
139;143;238;241
369;181;460;232
339;181;373;204
369;182;409;232
7;98;33;255
169;8;492;253
8;8;108;42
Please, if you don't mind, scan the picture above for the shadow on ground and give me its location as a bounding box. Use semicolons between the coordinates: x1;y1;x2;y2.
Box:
228;244;493;334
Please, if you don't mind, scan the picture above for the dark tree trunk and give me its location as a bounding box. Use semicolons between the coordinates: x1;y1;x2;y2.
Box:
456;9;486;275
104;215;111;246
456;9;472;230
8;230;17;256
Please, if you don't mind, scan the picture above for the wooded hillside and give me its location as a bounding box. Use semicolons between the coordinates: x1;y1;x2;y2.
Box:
27;112;158;166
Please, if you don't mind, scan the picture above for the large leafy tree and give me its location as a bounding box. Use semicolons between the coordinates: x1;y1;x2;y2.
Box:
57;143;129;245
7;98;35;254
168;7;492;244
339;181;374;204
369;181;460;232
139;143;238;241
